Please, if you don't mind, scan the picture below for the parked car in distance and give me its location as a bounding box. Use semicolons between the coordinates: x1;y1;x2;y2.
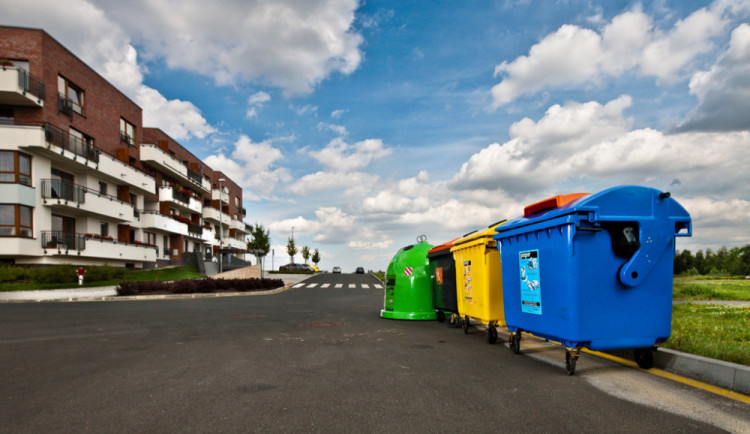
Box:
356;267;365;274
309;265;319;272
279;263;312;272
332;266;342;273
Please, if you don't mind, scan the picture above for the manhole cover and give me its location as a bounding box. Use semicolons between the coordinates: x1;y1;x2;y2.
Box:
299;322;344;328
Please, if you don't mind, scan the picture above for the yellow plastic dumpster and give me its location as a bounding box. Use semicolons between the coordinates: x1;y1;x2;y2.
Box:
451;220;507;343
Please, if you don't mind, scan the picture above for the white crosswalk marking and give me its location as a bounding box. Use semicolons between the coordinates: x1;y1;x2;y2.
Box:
335;284;343;288
307;283;318;288
361;284;369;288
293;283;305;288
321;284;330;288
348;284;356;288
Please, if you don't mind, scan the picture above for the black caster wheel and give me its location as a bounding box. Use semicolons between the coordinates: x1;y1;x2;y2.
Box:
634;347;655;369
487;326;498;344
509;333;521;354
463;316;470;334
565;352;577;375
436;310;445;323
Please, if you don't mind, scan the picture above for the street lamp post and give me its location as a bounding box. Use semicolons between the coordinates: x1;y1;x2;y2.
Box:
218;178;226;274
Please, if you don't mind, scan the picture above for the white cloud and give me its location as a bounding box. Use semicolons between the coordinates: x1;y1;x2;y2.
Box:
0;0;214;140
269;207;357;244
246;91;271;118
92;0;363;95
349;239;394;250
331;109;349;119
491;4;730;107
677;23;750;132
287;171;375;196
204;135;291;200
317;122;348;136
309;137;391;171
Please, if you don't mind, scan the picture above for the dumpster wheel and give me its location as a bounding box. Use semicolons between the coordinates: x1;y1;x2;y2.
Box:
450;314;461;328
509;333;521;354
565;349;580;375
463;316;470;334
436;310;445;323
634;346;656;369
487;325;498;344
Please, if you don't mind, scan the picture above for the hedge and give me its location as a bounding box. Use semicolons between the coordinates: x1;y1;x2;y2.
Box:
117;277;284;296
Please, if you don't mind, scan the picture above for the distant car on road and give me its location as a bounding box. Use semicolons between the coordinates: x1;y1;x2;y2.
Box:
279;263;311;272
356;267;365;274
309;265;319;272
332;266;341;273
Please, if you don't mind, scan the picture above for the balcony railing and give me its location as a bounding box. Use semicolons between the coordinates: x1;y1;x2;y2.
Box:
187;222;203;235
43;122;99;163
13;68;46;101
187;168;201;184
41;179;86;203
172;189;190;204
42;231;85;251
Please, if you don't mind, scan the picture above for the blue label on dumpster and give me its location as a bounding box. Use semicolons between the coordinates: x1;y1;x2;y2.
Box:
519;250;542;315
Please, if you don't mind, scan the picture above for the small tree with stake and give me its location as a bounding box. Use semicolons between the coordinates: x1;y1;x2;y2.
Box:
246;223;270;277
311;249;321;268
287;237;298;264
301;245;310;264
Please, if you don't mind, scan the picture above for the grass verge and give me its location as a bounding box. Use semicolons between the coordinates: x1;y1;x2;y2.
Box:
0;266;204;292
663;303;750;366
673;279;750;301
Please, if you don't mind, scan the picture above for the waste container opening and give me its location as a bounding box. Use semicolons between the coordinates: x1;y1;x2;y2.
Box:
523;193;589;217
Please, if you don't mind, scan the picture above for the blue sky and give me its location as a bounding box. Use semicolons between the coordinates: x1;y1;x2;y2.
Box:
3;0;750;271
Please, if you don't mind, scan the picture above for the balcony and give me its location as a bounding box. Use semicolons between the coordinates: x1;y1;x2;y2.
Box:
202;205;232;225
97;151;156;195
158;186;202;214
139;210;189;236
40;231;156;262
212;188;229;204
0;66;45;106
201;225;216;243
231;218;249;234
40;179;135;222
226;237;247;251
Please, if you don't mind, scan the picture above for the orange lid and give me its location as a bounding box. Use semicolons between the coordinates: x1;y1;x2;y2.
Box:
523;193;589;217
427;238;460;254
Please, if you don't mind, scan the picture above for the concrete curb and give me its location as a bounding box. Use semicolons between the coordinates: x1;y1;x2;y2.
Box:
606;347;750;396
0;286;289;303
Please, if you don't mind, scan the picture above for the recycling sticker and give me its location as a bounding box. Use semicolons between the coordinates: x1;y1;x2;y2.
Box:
519;250;542;315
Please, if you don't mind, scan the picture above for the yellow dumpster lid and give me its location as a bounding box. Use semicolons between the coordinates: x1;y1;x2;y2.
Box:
452;219;507;248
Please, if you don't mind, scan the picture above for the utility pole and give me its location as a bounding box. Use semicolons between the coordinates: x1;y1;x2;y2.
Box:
218;177;226;274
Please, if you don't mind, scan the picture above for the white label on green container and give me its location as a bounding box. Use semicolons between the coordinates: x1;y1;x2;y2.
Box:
519;250;542;315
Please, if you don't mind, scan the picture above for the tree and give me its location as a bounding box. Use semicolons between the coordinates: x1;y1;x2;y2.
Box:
311;249;320;266
287;237;298;264
246;223;270;269
301;246;310;264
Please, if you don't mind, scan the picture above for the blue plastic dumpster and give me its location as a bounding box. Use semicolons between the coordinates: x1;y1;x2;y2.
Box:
494;186;691;374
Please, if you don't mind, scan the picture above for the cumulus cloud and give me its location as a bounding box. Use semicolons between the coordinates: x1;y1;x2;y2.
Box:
491;4;730;107
270;207;358;244
309;137;391;171
676;23;750;132
0;0;214;140
317;122;348;136
246;91;271;118
204;135;291;200
96;0;363;94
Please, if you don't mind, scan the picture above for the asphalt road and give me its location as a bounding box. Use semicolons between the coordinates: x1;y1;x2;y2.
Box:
1;273;748;433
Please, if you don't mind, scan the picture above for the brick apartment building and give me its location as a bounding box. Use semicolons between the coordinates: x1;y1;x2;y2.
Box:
0;25;250;268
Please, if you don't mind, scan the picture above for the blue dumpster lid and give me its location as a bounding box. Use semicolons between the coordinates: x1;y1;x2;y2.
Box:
495;185;691;237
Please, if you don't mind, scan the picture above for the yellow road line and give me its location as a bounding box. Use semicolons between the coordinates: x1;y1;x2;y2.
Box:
583;348;750;405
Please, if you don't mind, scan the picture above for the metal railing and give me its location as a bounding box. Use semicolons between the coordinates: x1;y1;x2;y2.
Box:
12;68;46;101
187;223;203;235
43;123;99;163
172;189;190;204
41;179;86;203
187;168;201;184
42;231;85;251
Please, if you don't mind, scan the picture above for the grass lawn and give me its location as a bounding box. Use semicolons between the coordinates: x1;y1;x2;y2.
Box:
663;303;750;366
673;278;750;301
0;266;204;292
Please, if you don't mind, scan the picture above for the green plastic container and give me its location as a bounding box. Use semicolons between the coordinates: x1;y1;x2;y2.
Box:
381;239;435;320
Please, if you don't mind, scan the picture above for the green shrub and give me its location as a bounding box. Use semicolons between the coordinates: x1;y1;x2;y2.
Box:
116;278;284;296
82;265;126;282
0;265;32;282
34;264;77;284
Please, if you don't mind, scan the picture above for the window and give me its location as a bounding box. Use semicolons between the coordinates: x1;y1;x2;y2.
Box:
120;118;135;146
0;151;31;185
0;108;13;124
58;75;85;115
99;181;107;195
100;221;109;238
0;204;33;237
50;168;74;200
